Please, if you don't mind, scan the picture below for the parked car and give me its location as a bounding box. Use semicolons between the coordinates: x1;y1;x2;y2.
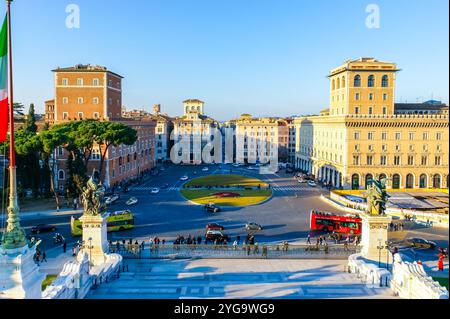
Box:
180;176;189;181
405;237;437;249
206;223;225;231
31;224;56;234
205;230;230;242
298;178;307;183
150;187;160;194
105;194;120;205
245;222;263;231
307;180;317;187
126;197;138;206
204;203;221;213
202;167;209;172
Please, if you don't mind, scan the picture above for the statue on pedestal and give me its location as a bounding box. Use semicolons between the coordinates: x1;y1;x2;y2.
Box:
80;176;103;216
366;178;389;216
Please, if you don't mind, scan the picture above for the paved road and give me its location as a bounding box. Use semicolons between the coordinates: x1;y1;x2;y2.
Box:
3;163;448;260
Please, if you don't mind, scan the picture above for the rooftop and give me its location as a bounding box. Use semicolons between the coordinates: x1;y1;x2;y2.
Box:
52;64;124;78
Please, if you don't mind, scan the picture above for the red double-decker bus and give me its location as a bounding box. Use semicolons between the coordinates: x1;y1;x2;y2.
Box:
310;211;362;235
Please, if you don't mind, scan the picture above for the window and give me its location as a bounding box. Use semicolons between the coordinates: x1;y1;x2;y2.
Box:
93;112;99;119
408;155;414;165
354;132;360;140
369;93;374;101
354;75;361;87
395;132;401;140
367;155;373;165
382;144;387;152
368;75;375;87
355;93;360;101
63;112;68;120
381;75;388;87
435;156;441;166
93;78;99;86
409;132;414;140
423;144;428;152
93;97;99;104
436;132;442;140
394;156;401;165
423;132;429;140
77;97;84;104
380;155;387;165
58;170;65;180
354;144;360;152
62;78;68;85
78;112;84;120
368;132;374;140
421;156;428;166
355;106;360;114
368;107;373;115
62;97;68;104
383;93;388;101
341;76;346;88
437;144;441;152
409;144;414;152
368;144;374;152
395;144;401;152
331;79;336;90
353;155;360;165
77;78;83;86
382;107;387;115
381;132;387;140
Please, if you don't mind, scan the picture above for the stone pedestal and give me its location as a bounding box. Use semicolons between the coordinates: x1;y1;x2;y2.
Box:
77;214;108;267
0;244;45;299
360;212;392;262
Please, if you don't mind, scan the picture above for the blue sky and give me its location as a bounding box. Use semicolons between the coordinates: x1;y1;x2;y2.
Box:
2;0;449;121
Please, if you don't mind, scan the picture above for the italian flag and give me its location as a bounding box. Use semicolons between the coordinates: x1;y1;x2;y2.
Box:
0;15;8;142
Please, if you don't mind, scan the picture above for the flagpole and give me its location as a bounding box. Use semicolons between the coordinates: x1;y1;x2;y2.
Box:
2;0;26;249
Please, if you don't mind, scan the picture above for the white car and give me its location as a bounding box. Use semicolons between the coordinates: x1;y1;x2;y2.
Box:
150;187;160;194
202;167;209;172
308;180;317;187
105;194;119;205
126;197;138;206
180;176;189;181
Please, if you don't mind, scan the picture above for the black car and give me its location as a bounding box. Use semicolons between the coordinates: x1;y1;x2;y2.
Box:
204;203;221;213
31;224;56;234
405;237;437;249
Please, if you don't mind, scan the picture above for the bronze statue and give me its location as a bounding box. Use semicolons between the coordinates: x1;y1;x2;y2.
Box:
81;176;103;216
366;178;389;216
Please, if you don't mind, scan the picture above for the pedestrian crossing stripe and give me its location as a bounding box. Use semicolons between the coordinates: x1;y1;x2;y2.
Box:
130;187;180;191
272;186;312;191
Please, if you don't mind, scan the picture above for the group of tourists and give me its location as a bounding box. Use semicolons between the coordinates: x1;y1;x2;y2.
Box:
389;222;405;232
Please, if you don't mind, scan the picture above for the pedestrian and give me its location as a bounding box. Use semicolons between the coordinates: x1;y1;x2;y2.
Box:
63;241;67;253
233;240;238;250
306;234;311;245
247;244;251;256
438;256;444;271
41;251;47;262
262;245;268;258
72;246;77;257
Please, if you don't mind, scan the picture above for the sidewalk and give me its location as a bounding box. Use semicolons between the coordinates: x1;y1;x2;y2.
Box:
0;208;83;222
36;243;78;276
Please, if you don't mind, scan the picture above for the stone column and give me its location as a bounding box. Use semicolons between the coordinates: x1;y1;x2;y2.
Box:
77;214;108;267
360;212;392;263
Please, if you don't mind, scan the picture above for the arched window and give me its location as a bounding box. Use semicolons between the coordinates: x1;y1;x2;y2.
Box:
352;174;360;190
332;79;335;90
368;75;375;87
381;75;388;87
354;75;361;87
341;76;346;88
336;78;340;89
365;174;373;189
58;170;65;180
406;174;414;188
433;174;441;188
392;174;401;189
419;174;427;188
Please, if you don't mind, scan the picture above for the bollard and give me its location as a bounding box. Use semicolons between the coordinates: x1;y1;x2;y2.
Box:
380;277;383;287
385;277;389;287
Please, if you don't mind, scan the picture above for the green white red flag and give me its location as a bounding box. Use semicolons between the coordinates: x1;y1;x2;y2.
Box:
0;15;8;142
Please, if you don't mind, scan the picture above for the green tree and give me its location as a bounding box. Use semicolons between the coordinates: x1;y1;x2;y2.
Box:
13;102;25;117
25;103;38;133
95;121;137;183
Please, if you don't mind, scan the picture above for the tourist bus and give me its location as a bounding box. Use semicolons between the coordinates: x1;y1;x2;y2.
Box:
310;210;362;235
70;210;135;236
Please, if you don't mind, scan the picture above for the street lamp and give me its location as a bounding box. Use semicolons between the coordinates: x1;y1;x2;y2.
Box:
377;240;384;268
88;237;93;268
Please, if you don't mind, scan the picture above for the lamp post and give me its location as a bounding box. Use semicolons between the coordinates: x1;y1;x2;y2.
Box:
385;241;390;270
88;237;93;268
377;240;383;268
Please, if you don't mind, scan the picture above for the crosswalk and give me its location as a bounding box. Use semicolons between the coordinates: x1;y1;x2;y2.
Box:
131;186;180;192
272;186;314;192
